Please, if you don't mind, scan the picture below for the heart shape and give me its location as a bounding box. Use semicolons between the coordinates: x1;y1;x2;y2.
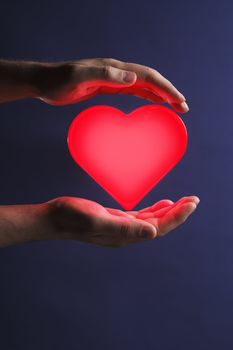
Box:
67;105;188;210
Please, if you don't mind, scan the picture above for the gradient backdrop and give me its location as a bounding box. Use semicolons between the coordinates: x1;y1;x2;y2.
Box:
0;0;232;349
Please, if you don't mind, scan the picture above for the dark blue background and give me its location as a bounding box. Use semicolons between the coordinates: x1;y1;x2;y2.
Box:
0;0;232;349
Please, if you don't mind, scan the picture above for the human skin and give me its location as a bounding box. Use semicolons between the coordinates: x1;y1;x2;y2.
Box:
0;58;199;248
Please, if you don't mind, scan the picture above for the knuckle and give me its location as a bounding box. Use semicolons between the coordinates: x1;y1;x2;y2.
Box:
48;196;69;211
47;196;97;234
99;57;109;64
144;67;156;81
102;65;111;80
103;58;120;65
108;58;120;65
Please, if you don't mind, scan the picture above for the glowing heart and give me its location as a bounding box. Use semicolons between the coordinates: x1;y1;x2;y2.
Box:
68;105;188;210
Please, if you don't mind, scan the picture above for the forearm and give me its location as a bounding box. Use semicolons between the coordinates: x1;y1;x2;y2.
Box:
0;203;52;246
0;60;40;102
0;59;68;103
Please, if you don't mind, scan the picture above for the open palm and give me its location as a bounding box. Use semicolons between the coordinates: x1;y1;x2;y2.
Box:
48;195;199;247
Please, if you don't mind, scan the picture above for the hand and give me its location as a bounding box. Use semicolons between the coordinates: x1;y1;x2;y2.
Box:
35;58;189;113
0;196;199;247
46;195;200;247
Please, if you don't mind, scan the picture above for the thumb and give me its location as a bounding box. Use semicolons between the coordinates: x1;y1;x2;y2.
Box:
88;66;137;86
121;220;157;241
106;216;157;242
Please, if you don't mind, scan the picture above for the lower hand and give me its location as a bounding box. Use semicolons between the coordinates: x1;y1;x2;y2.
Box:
46;195;200;247
0;196;199;247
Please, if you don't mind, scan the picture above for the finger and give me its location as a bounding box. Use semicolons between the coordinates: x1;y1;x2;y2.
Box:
137;201;174;220
158;202;197;236
136;212;155;220
146;202;197;237
171;102;189;114
174;195;200;206
144;75;185;105
126;211;138;217
107;89;187;113
137;196;198;217
118;87;165;104
106;208;134;218
152;205;175;218
102;215;157;244
86;59;188;111
84;65;137;87
150;195;199;219
99;86;165;103
139;199;174;214
96;85;165;104
100;59;186;105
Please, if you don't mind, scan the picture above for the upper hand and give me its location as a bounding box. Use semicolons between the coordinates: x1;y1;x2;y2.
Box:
47;195;200;247
36;58;189;113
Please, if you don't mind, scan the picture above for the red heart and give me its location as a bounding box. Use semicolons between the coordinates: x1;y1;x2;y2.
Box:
67;105;188;210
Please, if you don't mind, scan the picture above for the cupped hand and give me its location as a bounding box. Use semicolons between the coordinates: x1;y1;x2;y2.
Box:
36;58;189;113
47;195;199;247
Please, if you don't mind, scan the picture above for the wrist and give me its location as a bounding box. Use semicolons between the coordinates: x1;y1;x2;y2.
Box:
0;59;74;102
0;60;41;101
30;61;73;100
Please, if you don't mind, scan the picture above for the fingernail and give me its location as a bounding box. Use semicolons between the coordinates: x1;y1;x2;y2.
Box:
190;196;200;205
191;203;197;211
181;101;189;111
123;71;136;83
